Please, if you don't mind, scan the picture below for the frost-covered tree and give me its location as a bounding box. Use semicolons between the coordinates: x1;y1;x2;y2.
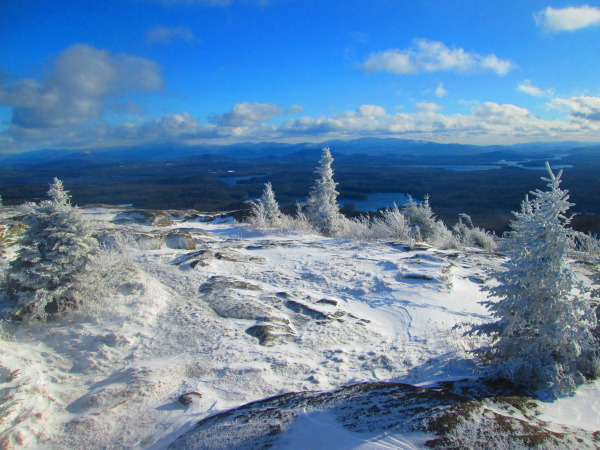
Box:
306;147;343;236
260;182;283;226
246;182;284;228
371;203;412;241
452;214;497;251
471;163;597;396
7;178;99;322
570;231;600;263
403;195;452;247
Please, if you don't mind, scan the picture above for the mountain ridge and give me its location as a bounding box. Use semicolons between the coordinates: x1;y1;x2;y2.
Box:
3;138;600;166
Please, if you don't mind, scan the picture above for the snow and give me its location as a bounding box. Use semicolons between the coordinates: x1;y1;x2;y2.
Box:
538;380;600;431
1;206;599;448
276;410;429;449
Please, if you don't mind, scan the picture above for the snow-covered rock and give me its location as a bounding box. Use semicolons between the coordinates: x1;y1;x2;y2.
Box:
165;232;196;250
134;232;165;250
112;209;172;227
170;380;599;449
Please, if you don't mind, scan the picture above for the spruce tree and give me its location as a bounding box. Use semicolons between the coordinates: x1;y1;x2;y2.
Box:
306;147;343;236
260;182;283;227
246;182;284;228
472;163;597;396
7;178;99;321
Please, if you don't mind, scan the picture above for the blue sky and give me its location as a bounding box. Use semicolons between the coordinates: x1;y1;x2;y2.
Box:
1;0;600;153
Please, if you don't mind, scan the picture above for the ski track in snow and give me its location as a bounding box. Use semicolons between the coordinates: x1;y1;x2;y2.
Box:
1;207;598;448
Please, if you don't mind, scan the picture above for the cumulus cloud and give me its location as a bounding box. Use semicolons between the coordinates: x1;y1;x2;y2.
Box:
115;112;217;140
416;102;441;113
357;105;387;117
535;5;600;32
435;82;448;98
361;39;515;76
276;101;600;144
146;25;198;44
4;98;600;152
361;49;416;74
214;102;301;127
550;96;600;121
516;80;554;97
472;102;531;124
0;44;162;130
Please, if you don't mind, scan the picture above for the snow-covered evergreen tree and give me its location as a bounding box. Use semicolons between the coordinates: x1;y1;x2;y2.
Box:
306;147;343;236
261;182;282;227
7;178;99;322
246;182;284;228
471;163;597;396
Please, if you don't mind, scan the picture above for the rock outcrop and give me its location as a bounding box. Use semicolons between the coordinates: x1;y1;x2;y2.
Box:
169;380;599;449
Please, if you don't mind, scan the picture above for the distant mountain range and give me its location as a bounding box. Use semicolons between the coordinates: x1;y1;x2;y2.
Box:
2;138;599;166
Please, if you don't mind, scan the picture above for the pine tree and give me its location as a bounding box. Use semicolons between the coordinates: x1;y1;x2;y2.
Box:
306;147;343;236
246;182;284;228
260;182;283;227
7;178;99;321
472;163;597;396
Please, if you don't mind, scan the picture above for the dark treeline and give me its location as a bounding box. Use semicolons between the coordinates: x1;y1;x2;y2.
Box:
2;149;600;234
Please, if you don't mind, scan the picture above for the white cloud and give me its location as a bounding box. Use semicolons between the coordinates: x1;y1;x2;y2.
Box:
516;80;554;97
479;55;515;76
435;82;448;98
4;99;600;152
535;5;600;32
416;102;441;113
357;105;387;117
276;101;600;144
517;81;542;96
361;39;515;76
215;102;289;127
146;25;198;44
115;112;217;140
361;49;417;74
472;102;531;124
550;96;600;121
0;44;162;130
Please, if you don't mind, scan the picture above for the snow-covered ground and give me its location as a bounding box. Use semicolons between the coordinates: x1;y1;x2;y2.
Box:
1;207;599;448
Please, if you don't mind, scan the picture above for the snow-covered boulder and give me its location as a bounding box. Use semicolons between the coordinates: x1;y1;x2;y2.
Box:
112;210;172;227
165;232;196;250
134;232;165;250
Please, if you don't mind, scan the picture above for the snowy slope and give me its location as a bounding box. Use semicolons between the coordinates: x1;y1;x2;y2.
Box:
1;207;599;449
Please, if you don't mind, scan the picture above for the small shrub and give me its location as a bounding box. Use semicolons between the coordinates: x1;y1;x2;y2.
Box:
453;214;497;251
